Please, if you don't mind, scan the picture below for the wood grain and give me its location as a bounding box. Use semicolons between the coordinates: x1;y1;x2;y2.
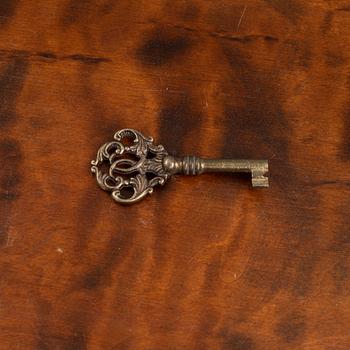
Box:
1;0;350;349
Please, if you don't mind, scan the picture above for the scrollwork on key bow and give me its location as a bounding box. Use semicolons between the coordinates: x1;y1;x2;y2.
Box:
91;129;169;204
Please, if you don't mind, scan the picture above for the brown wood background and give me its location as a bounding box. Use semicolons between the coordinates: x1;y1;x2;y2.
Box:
1;0;350;349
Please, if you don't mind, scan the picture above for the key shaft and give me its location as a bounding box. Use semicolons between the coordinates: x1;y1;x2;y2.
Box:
163;156;269;187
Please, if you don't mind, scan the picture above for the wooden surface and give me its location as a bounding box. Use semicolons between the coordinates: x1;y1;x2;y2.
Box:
1;0;350;349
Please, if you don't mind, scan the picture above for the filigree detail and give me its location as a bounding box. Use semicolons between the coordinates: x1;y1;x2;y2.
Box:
91;129;169;204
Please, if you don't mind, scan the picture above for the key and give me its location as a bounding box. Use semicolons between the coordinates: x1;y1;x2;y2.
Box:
91;128;269;204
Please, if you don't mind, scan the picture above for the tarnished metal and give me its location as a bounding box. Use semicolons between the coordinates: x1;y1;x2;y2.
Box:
91;128;269;204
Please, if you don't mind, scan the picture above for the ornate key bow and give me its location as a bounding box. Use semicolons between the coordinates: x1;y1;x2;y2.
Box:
91;128;269;204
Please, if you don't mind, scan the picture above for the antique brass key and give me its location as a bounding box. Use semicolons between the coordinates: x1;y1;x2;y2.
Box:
91;129;269;204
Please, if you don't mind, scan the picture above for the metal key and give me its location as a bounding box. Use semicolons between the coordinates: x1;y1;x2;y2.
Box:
91;128;269;204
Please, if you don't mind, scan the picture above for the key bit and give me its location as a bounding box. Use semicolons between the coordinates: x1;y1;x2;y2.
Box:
91;128;269;204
